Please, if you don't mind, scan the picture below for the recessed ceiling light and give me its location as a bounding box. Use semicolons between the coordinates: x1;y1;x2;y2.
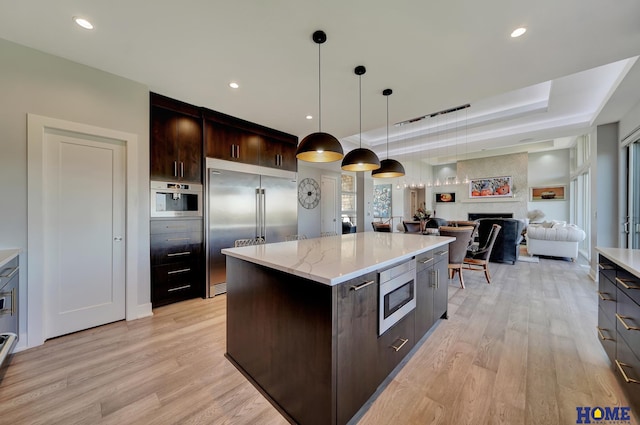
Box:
511;27;527;38
306;115;313;120
73;16;94;30
229;82;239;89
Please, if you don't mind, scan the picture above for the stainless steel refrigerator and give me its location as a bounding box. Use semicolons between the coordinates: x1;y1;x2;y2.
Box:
207;167;297;296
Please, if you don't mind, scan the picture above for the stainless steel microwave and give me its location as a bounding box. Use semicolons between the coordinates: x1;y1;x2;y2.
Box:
150;181;203;218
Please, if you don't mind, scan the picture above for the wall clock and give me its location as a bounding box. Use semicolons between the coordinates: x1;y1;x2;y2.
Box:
298;178;321;209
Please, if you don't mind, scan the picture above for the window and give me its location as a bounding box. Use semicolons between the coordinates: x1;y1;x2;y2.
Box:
570;133;591;260
341;174;356;224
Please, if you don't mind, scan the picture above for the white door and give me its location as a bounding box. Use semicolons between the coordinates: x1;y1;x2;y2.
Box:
321;175;339;235
43;131;126;338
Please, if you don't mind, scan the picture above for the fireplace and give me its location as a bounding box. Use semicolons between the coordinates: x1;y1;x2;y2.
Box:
468;212;513;221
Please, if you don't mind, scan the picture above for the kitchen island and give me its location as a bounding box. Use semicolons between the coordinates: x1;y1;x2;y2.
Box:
222;232;453;425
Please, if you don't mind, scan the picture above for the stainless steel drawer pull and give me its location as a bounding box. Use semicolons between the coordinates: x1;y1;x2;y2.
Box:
616;313;640;331
615;359;640;384
167;268;191;275
350;280;375;291
616;277;640;290
436;250;448;256
167;251;191;257
597;291;615;301
168;285;191;292
390;338;409;352
166;237;191;242
596;326;614;341
0;267;18;280
598;263;615;270
419;257;434;265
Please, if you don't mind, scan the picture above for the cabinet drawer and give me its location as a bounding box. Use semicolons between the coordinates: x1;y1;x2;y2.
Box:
614;336;640;409
416;251;435;272
152;262;201;306
616;269;640;307
377;310;415;381
617;289;640;358
432;248;449;264
151;232;202;264
597;305;617;365
598;254;617;282
150;219;203;235
598;275;617;319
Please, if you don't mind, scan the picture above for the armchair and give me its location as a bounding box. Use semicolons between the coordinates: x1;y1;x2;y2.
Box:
476;218;525;264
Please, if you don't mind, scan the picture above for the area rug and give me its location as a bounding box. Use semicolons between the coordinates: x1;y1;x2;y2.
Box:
518;246;539;263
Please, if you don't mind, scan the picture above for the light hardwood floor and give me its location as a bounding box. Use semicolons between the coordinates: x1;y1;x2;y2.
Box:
0;256;637;425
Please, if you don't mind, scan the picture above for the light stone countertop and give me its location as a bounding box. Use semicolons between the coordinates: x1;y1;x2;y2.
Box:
222;232;454;285
596;247;640;279
0;249;20;269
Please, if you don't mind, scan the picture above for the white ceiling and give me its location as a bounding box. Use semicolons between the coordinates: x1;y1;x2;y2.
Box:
1;0;639;165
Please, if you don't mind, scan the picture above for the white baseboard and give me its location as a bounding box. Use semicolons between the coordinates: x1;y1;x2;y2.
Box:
134;303;154;320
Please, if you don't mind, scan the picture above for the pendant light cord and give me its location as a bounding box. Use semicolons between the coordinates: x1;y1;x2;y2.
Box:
386;95;389;159
318;42;322;132
359;74;362;148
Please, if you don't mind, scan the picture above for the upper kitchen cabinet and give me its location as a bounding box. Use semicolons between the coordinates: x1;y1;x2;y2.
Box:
150;93;203;183
203;108;298;172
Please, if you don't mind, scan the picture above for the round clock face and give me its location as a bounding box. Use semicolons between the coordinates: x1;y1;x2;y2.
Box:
298;178;321;209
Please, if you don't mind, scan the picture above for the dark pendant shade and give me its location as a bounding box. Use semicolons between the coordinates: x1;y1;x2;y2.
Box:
372;158;405;178
341;148;381;172
296;132;344;162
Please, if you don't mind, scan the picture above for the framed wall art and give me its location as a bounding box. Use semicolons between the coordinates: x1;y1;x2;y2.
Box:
469;176;512;198
435;192;455;203
530;185;566;201
373;184;392;218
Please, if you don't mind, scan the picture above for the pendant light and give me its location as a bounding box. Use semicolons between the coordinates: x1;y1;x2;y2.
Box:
341;66;381;172
296;30;344;163
372;89;405;178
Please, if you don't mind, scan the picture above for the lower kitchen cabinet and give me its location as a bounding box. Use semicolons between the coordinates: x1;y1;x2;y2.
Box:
596;250;640;415
150;218;204;307
415;247;448;337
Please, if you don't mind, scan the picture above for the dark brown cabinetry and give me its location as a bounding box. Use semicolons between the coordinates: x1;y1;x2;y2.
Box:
415;248;448;337
203;108;298;172
150;93;203;183
226;244;451;425
336;271;414;425
597;253;640;412
150;219;204;307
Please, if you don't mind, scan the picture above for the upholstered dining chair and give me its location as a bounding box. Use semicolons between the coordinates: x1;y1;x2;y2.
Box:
438;226;475;289
463;224;502;284
402;221;422;233
371;222;391;232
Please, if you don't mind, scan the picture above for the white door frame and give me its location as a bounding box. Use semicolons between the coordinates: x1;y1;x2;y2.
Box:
27;114;140;348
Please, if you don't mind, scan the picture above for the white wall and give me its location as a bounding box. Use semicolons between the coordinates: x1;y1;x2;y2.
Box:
595;124;620;248
527;150;570;222
297;164;341;237
0;38;150;348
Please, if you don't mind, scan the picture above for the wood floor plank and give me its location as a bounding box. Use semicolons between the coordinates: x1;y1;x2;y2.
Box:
1;257;637;425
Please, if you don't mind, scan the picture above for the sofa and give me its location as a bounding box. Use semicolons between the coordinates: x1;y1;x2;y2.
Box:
525;222;586;261
477;218;526;264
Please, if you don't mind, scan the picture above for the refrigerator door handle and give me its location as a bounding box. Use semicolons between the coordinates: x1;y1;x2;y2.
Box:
261;188;267;240
256;188;261;238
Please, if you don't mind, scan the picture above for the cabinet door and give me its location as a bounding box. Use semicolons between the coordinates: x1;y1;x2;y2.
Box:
176;115;202;183
260;139;298;171
150;107;178;181
336;272;379;425
415;265;435;338
205;121;260;165
433;255;449;320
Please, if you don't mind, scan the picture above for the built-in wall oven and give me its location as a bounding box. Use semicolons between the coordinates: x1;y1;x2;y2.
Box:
150;181;203;218
379;259;416;335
